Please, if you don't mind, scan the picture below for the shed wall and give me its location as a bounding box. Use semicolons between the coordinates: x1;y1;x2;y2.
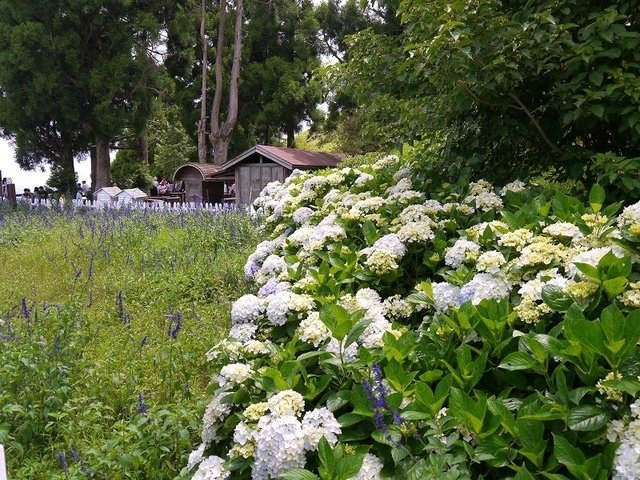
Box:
175;168;204;202
237;163;287;205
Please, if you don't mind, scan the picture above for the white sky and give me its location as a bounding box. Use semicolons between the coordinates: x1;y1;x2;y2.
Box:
0;137;92;192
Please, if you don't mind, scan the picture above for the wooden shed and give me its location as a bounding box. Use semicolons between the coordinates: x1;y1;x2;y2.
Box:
220;145;341;205
172;163;235;204
173;145;341;205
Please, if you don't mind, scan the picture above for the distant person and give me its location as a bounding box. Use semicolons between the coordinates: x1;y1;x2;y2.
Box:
81;181;90;195
39;186;48;201
112;181;119;188
150;180;158;196
22;188;32;203
158;178;168;195
230;182;236;195
33;186;41;202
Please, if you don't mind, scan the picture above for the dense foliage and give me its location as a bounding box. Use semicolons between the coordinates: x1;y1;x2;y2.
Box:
330;0;640;187
189;155;640;479
0;205;258;478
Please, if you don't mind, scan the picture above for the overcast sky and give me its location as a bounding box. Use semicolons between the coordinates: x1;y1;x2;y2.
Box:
0;138;93;193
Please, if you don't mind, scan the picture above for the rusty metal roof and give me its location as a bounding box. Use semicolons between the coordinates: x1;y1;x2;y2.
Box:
221;145;341;171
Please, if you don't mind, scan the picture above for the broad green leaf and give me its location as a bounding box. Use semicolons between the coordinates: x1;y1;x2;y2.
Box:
553;433;585;465
319;304;352;341
588;184;605;211
602;277;628;300
280;469;320;480
317;437;335;471
498;352;544;374
344;318;372;349
591;104;605;118
362;220;378;244
567;405;610;431
600;304;625;344
574;262;601;282
334;455;365;480
542;284;574;311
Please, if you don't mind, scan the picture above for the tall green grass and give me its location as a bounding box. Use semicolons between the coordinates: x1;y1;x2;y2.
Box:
0;204;260;479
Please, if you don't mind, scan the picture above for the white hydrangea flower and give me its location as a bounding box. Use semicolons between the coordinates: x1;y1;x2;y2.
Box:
219;363;253;387
470;191;503;211
292;207;314;226
243;340;271;355
497;228;534;249
382;295;413;319
476;250;506;273
355;172;374;186
432;282;461;312
231;294;264;324
201;393;232;445
268;390;305;417
386;178;412;198
612;398;640;479
349;453;384;480
258;279;291;299
243;402;269;422
252;415;306;480
372;154;399;170
543;222;583;241
355;288;383;310
500;180;526;195
458;273;512;305
303;176;328;191
255;255;288;285
266;291;315;326
233;421;255;446
301;407;342;450
192;455;230;480
445;238;481;268
618;201;640;229
397;221;435;243
187;443;206;470
373;234;407;258
229;322;258;343
365;249;399;275
297;312;331;347
360;312;393;349
398;204;432;223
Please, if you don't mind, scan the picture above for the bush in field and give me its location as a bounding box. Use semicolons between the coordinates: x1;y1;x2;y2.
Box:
189;155;640;479
0;206;259;478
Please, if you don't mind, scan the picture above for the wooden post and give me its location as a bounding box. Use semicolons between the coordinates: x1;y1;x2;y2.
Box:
0;444;7;480
6;184;16;207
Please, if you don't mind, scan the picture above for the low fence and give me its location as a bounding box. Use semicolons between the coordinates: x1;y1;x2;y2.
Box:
4;197;237;213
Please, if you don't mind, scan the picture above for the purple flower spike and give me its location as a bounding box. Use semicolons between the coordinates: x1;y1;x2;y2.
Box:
138;393;148;414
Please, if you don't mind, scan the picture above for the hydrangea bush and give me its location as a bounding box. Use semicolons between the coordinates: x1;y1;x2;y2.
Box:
187;155;640;479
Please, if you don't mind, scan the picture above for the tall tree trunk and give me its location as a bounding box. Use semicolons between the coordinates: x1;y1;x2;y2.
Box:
95;135;111;188
286;125;295;148
197;0;208;164
138;129;149;165
90;146;97;192
61;133;76;195
210;0;244;166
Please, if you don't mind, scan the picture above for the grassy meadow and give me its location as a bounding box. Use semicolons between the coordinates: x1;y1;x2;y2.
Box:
0;204;260;479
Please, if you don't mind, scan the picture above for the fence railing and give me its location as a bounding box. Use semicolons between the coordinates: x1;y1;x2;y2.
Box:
4;197;237;212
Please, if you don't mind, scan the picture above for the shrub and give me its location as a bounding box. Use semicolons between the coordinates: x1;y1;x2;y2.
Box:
189;155;640;479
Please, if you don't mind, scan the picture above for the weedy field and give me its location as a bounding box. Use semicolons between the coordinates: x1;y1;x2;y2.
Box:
0;204;260;479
